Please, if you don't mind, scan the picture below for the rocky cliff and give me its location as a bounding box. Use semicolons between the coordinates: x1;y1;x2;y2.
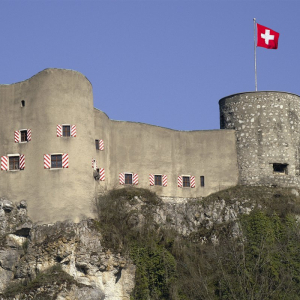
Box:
1;186;299;299
0;199;135;299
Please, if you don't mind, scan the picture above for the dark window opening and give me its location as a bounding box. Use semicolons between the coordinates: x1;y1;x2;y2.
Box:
95;139;99;150
155;175;162;186
273;163;288;175
125;173;132;185
93;168;100;180
200;176;205;187
62;125;70;137
21;100;25;107
51;154;62;168
9;156;19;170
183;176;190;187
20;130;28;142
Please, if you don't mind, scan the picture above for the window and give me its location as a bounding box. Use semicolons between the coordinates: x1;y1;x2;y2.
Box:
57;125;76;137
51;155;62;168
120;173;138;185
149;174;167;187
44;154;68;169
93;168;105;181
182;176;190;187
95;140;99;150
200;176;205;187
20;130;28;142
9;156;19;170
273;163;288;175
155;175;162;186
63;125;70;137
178;175;195;188
15;129;31;143
95;139;104;150
93;168;100;180
21;100;25;107
125;173;132;185
0;154;25;171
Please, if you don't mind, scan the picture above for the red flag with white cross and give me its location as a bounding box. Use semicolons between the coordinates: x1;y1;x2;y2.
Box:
257;23;279;49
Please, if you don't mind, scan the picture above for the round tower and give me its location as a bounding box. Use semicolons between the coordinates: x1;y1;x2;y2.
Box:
219;91;300;187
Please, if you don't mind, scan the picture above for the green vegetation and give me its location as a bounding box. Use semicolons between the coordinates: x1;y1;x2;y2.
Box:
95;186;300;300
3;264;79;299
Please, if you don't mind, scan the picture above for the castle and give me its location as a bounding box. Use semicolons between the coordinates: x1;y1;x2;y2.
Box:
0;68;298;223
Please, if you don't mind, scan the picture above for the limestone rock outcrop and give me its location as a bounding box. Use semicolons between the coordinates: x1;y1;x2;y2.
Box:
0;201;135;300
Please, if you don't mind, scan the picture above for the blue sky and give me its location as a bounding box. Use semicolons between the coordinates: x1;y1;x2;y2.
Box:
1;1;299;130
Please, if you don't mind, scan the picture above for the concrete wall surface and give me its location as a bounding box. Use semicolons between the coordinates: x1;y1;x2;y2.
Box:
0;69;95;223
105;121;238;197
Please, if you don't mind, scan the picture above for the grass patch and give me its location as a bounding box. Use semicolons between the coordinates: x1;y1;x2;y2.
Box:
203;185;300;216
3;264;80;298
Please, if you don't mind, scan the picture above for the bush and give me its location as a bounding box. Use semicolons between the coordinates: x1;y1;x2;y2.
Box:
3;264;79;298
95;186;300;300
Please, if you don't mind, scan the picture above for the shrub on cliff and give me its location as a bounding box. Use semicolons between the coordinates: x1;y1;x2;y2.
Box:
95;186;300;300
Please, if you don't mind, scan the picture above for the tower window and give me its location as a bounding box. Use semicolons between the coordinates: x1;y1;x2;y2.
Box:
51;154;62;168
200;176;205;187
21;100;25;107
125;173;133;185
62;125;70;137
20;130;28;142
273;163;288;175
9;156;19;170
154;175;162;186
95;139;99;150
182;176;190;187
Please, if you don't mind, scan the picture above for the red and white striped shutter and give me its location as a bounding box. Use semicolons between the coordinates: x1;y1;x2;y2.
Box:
14;131;20;143
62;154;69;168
99;139;104;151
99;168;105;181
27;129;31;141
162;175;167;187
71;125;76;137
20;155;25;170
57;125;62;137
191;176;195;188
1;156;8;171
178;176;183;188
149;174;154;186
119;173;125;185
133;173;138;185
44;154;51;169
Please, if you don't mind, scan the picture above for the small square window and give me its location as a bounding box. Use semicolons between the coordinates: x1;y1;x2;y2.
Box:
155;175;162;186
182;176;190;187
63;125;70;137
51;154;62;168
95;140;99;150
200;176;205;187
9;156;19;170
125;173;132;185
20;130;28;142
273;163;288;175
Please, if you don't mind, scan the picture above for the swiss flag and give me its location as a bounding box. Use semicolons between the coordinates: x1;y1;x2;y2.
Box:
257;23;279;49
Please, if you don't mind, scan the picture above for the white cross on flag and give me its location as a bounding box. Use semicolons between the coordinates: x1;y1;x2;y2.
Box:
257;23;279;49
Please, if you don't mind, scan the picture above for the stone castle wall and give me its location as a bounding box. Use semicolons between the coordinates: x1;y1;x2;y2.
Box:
0;69;239;223
219;91;300;187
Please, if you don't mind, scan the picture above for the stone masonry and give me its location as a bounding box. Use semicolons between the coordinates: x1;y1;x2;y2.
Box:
219;91;300;187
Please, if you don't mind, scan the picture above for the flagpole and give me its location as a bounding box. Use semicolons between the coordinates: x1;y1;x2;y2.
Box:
254;18;257;91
